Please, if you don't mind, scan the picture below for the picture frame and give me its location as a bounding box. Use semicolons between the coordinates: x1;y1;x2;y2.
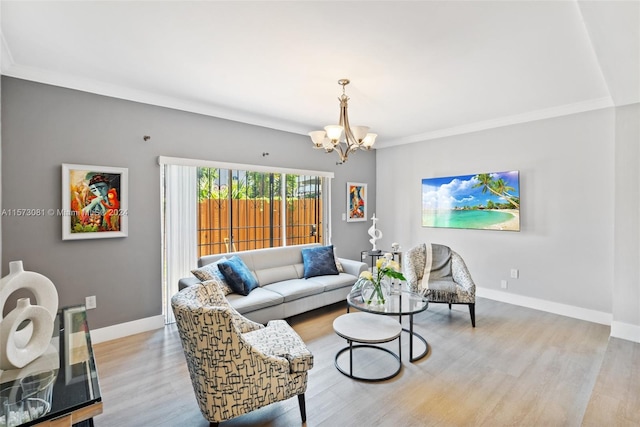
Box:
347;182;367;222
63;306;90;384
421;170;520;231
62;163;128;240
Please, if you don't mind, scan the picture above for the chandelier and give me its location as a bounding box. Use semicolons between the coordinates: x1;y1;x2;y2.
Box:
309;79;377;164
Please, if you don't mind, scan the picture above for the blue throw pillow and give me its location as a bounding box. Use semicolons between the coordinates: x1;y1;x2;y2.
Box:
301;245;340;279
217;256;259;296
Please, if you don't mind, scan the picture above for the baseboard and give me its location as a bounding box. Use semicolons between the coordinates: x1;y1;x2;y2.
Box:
89;315;165;344
477;287;612;326
610;321;640;343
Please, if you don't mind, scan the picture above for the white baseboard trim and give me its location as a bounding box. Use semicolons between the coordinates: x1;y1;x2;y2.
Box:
610;321;640;343
477;287;613;326
89;315;165;344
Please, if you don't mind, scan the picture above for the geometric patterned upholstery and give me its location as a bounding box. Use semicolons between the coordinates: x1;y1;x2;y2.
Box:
243;320;314;373
171;282;313;424
403;243;477;326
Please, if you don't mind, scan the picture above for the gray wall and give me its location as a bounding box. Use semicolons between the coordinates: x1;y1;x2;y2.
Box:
377;105;640;335
1;77;376;329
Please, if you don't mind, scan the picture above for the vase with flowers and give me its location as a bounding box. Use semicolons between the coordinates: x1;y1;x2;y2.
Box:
353;253;406;306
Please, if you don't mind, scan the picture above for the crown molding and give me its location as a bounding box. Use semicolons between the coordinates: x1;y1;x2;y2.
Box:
376;96;615;149
1;45;615;148
1;60;311;136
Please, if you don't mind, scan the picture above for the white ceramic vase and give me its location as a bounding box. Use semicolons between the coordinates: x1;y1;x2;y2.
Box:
0;261;58;370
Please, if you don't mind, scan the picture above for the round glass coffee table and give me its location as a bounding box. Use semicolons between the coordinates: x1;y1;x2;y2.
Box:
347;287;429;362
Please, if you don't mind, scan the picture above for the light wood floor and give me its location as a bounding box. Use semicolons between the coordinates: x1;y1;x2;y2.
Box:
92;298;640;427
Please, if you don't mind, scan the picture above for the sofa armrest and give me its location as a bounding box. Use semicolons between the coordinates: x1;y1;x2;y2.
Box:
178;276;200;290
338;258;368;277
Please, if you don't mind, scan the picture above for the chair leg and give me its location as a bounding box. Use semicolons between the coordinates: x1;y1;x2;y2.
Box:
448;303;452;310
468;303;475;327
298;393;307;422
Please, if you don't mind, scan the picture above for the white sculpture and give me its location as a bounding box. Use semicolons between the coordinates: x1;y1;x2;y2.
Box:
368;213;383;252
0;261;58;370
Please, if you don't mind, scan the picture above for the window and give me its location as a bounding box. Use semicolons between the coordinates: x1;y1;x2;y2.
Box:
197;168;324;256
159;156;333;323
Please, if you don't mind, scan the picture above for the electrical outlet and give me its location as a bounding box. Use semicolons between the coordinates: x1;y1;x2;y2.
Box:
85;295;97;310
510;269;519;279
501;280;508;289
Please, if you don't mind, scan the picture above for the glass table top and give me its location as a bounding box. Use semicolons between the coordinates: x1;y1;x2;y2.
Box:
0;305;101;427
347;286;428;316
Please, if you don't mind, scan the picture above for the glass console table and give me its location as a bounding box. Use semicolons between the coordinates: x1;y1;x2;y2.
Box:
0;305;102;427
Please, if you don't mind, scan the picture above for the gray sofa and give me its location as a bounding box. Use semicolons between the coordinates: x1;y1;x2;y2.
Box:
178;243;368;324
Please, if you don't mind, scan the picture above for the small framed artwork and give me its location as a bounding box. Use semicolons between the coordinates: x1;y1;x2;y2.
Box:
62;163;128;240
347;182;367;222
63;306;90;384
421;170;520;231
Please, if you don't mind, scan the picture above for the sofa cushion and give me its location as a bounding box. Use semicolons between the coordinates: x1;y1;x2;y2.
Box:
218;256;259;296
307;273;359;292
191;257;233;295
254;265;299;286
301;245;339;279
226;287;284;314
263;279;325;303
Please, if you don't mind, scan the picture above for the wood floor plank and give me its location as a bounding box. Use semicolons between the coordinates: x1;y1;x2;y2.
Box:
91;298;639;427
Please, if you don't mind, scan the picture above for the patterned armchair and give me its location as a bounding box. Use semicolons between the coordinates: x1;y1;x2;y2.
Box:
171;279;313;426
403;243;476;327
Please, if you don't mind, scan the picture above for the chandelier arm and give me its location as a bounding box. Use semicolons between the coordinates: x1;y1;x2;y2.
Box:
339;94;360;151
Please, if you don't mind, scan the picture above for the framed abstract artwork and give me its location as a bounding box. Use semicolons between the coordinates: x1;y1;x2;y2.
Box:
421;171;520;231
62;163;128;240
347;182;367;222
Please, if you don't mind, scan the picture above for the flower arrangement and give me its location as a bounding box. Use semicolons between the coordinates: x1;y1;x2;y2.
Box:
355;253;406;305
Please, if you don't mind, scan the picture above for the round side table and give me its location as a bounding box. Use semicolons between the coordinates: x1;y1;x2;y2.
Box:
333;312;402;381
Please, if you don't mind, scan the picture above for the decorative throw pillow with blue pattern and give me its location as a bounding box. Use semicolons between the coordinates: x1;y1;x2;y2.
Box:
301;245;340;279
191;257;233;295
217;255;259;296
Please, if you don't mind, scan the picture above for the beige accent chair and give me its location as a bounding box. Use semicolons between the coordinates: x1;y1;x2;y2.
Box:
403;243;476;327
171;279;313;426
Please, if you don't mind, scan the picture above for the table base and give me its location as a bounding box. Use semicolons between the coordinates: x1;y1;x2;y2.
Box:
403;328;429;362
334;343;401;382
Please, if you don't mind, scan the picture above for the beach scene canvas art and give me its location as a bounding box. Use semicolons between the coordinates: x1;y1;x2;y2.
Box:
422;171;520;231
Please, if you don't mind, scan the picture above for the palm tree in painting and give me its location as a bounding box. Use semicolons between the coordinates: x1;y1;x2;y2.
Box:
473;174;519;209
491;178;519;208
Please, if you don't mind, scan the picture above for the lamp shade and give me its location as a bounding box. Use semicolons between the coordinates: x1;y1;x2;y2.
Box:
362;133;377;148
324;125;343;141
309;131;327;147
351;126;370;142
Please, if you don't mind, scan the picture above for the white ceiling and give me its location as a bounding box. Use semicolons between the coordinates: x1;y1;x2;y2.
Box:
1;1;638;148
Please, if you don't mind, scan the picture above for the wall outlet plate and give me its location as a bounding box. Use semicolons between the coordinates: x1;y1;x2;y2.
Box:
85;295;97;310
501;280;508;289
